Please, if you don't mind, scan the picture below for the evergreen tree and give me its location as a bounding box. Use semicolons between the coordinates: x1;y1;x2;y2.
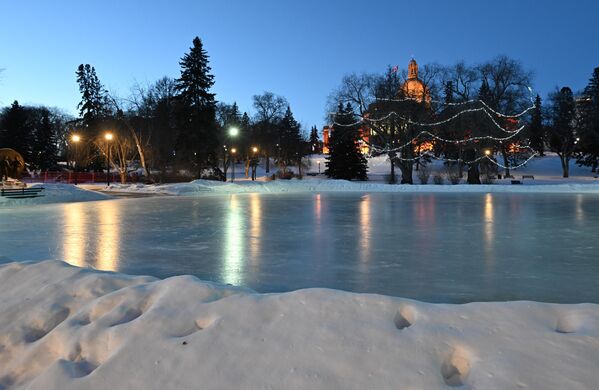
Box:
309;126;321;154
31;108;58;170
529;95;545;156
0;101;32;160
325;103;368;180
76;64;109;128
278;106;303;167
548;87;577;177
576;67;599;172
174;36;217;175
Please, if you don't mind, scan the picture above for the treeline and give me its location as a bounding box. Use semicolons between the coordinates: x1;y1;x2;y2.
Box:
327;56;599;183
0;37;319;182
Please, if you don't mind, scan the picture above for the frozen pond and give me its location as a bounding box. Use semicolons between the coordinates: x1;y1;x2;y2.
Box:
1;192;599;303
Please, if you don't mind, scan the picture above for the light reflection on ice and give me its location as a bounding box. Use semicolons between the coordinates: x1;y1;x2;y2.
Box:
359;195;371;263
63;202;86;268
223;195;244;285
96;200;120;272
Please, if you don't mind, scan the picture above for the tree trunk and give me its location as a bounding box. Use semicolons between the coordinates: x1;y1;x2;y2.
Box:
398;161;413;184
501;148;510;178
559;155;569;178
265;153;270;173
389;152;396;184
128;126;151;181
467;163;481;184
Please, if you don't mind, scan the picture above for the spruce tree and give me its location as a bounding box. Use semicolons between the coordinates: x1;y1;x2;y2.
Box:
325;103;368;180
548;87;576;177
32;108;58;170
278;106;303;167
0;101;32;160
174;37;217;175
529;95;545;156
576;67;599;172
309;126;321;153
76;64;109;128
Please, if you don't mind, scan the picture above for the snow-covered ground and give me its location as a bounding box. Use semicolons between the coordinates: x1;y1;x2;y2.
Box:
95;154;599;197
1;260;598;389
0;184;111;206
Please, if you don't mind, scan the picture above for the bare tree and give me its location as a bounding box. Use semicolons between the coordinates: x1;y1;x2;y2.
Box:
327;73;377;117
252;92;288;173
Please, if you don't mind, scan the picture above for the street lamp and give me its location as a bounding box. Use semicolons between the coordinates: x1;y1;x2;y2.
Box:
317;160;321;174
71;134;81;185
484;149;492;156
230;148;237;182
105;132;114;186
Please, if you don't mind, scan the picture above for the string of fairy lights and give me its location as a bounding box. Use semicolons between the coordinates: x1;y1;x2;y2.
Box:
327;92;537;170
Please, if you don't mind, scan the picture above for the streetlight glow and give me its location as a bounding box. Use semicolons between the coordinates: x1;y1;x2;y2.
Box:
229;127;239;137
252;146;258;153
71;134;81;143
484;149;492;156
105;132;114;141
231;148;237;154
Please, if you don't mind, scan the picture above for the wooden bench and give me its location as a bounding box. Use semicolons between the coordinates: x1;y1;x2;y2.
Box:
0;187;45;199
522;175;535;180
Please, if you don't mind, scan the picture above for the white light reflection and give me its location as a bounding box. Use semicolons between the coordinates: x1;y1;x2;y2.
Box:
483;193;495;266
63;202;87;268
95;201;120;272
359;195;371;263
223;195;245;285
248;193;261;265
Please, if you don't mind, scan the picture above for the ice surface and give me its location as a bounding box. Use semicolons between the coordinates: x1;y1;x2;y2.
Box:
2;192;599;303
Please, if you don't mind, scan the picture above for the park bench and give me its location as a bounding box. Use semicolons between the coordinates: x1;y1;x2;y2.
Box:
522;175;535;180
0;187;45;199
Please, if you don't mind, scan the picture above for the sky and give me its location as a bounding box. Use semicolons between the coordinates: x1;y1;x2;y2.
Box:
1;0;598;131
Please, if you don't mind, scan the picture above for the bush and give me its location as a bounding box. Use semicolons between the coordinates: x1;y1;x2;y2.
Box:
416;165;431;184
432;172;444;185
385;173;398;184
446;166;461;185
276;170;294;180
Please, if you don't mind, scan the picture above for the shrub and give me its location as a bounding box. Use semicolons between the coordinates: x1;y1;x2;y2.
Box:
416;165;431;184
432;172;444;185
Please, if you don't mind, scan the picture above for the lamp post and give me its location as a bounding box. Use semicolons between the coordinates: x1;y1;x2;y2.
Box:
71;134;81;185
104;132;114;186
230;148;237;182
317;160;321;174
251;147;258;181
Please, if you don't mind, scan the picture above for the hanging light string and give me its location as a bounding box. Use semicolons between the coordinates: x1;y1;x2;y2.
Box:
367;144;538;169
331;106;527;134
374;96;536;119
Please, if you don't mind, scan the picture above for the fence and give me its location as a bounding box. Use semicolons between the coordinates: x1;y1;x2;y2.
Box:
20;171;142;184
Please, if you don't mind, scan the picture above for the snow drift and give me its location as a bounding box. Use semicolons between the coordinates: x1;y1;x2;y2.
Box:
1;261;598;389
0;184;110;207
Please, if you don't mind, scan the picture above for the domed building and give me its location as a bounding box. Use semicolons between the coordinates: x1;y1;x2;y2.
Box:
323;58;430;155
401;58;430;103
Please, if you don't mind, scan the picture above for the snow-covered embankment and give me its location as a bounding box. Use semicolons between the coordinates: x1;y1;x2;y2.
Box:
1;261;598;389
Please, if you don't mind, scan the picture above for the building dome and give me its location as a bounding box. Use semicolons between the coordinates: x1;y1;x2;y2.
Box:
401;58;430;103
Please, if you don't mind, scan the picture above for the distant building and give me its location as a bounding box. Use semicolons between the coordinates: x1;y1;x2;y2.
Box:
323;58;430;154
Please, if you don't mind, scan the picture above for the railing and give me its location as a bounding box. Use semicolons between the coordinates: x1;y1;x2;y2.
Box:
20;171;142;184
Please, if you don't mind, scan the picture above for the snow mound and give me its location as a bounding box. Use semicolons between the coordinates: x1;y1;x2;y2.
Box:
0;184;111;207
1;261;598;389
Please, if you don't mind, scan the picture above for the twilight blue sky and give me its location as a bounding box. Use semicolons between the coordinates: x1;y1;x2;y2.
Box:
1;0;598;130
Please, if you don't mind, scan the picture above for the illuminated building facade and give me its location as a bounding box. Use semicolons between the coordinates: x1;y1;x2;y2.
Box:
323;58;430;155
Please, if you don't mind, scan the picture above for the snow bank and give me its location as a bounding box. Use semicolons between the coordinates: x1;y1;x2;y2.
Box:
105;177;599;196
0;184;111;207
1;261;598;389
